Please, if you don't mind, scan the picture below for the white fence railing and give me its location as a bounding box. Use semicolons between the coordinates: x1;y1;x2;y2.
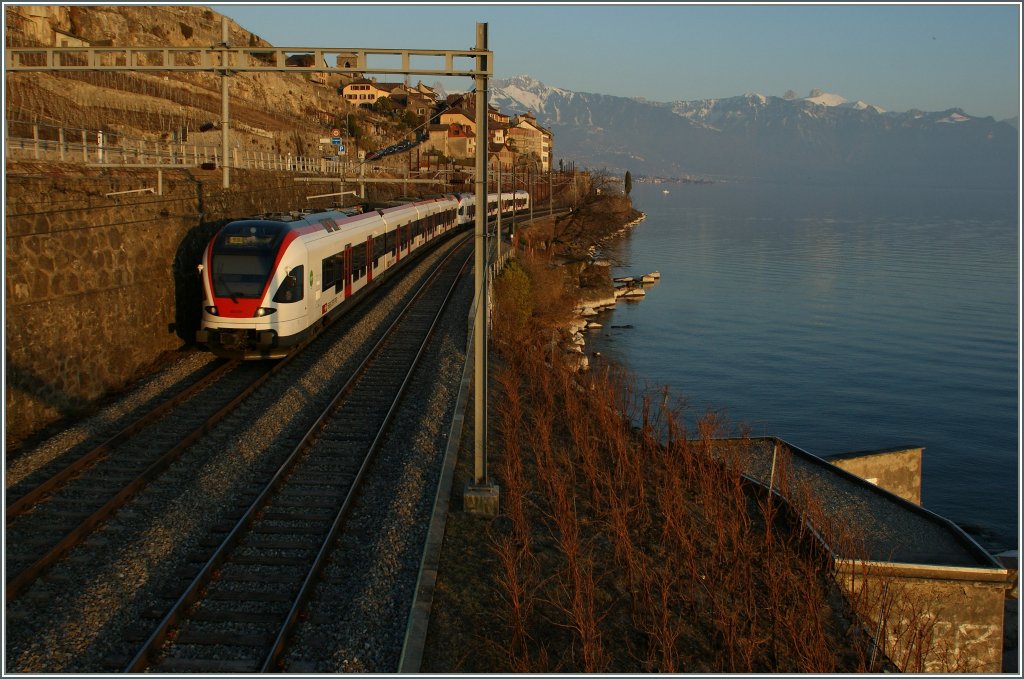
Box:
5;121;348;175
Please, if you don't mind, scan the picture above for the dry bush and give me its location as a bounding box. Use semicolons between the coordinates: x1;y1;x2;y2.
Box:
493;250;579;346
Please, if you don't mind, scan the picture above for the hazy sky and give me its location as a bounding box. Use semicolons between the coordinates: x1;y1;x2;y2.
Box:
209;2;1021;121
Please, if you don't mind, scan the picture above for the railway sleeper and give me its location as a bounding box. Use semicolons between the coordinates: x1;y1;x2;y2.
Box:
292;460;360;472
258;509;336;522
230;554;309;566
241;537;321;550
275;486;347;499
309;433;374;444
250;523;327;534
283;474;355;487
204;589;295;603
156;658;261;673
269;495;338;508
174;629;275;646
214;570;299;584
191;609;285;624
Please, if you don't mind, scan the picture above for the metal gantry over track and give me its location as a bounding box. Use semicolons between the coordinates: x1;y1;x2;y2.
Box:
6;18;499;512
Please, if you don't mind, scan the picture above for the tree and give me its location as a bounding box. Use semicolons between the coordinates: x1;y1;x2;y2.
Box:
624;170;632;196
546;170;630;253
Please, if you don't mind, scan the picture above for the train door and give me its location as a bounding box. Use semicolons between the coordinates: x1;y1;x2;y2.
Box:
344;244;352;299
365;235;374;283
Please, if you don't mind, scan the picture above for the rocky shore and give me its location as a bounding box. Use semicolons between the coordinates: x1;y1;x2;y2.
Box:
560;212;656;370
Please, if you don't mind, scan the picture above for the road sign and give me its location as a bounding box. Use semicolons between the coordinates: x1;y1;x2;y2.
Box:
331;128;341;137
338;145;346;153
331;137;341;145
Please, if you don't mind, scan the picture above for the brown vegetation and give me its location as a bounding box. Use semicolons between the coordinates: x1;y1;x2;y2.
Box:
517;172;642;259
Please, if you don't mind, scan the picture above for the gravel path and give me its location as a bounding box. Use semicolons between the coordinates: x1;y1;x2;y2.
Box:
5;350;218;490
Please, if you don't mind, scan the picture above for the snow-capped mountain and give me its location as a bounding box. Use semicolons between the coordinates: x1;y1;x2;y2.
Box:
489;76;1017;187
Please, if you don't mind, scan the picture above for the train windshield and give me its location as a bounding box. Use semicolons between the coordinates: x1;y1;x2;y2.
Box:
210;221;287;299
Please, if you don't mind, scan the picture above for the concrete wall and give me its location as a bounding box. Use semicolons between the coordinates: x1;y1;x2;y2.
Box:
838;560;1009;672
4;163;330;444
829;447;923;505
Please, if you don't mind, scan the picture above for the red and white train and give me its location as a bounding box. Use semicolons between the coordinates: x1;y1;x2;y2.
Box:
196;190;529;359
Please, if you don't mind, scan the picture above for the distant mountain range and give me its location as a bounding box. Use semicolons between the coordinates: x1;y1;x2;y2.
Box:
490;75;1019;188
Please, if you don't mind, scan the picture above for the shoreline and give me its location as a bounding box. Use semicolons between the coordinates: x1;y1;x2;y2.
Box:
563;211;657;370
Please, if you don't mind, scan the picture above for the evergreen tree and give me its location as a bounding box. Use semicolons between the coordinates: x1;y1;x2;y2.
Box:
624;170;632;196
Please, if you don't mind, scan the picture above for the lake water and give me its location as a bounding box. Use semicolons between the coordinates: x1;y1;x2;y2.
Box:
587;180;1019;553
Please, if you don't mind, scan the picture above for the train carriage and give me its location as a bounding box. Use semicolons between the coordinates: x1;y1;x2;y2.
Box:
197;190;523;360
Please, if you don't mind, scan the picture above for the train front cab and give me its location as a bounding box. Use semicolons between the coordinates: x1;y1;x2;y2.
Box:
197;220;311;359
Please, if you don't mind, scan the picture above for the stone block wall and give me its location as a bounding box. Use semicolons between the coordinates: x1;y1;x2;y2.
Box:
838;560;1009;672
4;163;327;444
829;446;923;505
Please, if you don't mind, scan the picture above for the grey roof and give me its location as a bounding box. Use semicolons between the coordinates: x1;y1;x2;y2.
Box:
714;437;1003;569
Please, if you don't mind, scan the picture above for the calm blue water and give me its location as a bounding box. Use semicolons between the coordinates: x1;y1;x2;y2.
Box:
588;181;1020;553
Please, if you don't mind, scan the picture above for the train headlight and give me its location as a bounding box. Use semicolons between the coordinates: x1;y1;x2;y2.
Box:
254;307;277;317
204;305;219;316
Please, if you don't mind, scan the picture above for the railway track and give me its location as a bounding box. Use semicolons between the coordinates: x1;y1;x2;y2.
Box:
4;225;477;604
123;234;473;672
4;358;274;601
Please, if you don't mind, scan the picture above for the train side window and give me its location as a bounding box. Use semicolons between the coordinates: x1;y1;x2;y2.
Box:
272;265;304;303
322;254;344;292
352;243;366;279
373;233;387;265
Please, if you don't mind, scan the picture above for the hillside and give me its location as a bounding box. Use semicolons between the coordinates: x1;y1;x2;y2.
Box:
491;75;1019;188
4;5;410;161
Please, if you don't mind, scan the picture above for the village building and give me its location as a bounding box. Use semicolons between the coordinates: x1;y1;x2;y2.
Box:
508;112;546;170
421;122;476;160
439;107;476;131
342;78;405;106
487;141;515;173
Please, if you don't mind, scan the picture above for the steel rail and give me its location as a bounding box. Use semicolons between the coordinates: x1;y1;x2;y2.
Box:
4;331;336;602
5;360;288;602
5;359;238;521
260;239;474;672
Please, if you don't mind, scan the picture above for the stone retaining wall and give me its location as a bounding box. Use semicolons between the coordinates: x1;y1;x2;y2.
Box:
4;163;331;444
836;560;1008;672
828;446;924;505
